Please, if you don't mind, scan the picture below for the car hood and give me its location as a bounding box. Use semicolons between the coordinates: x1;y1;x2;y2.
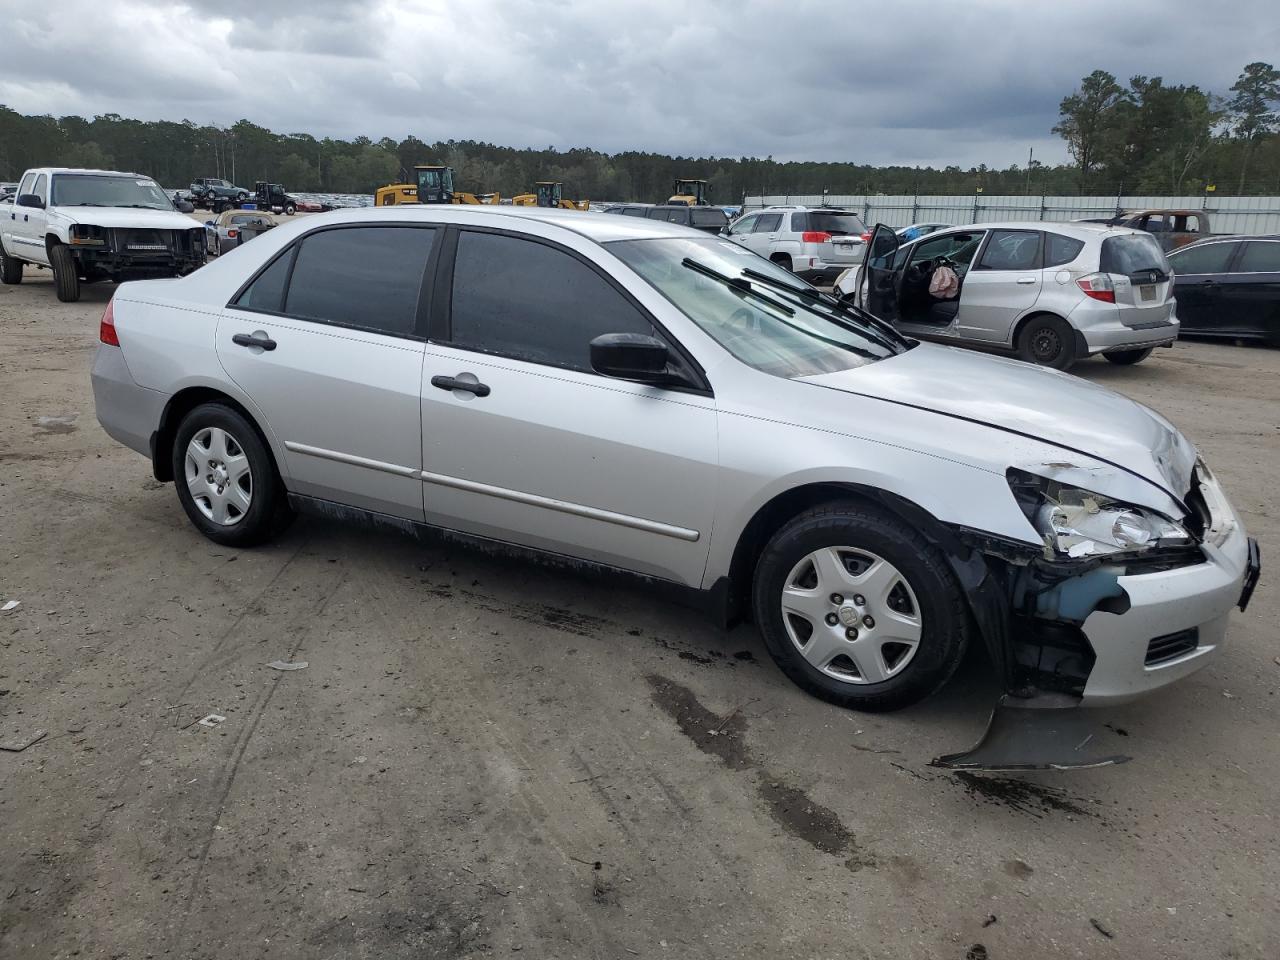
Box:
801;343;1197;501
53;207;198;230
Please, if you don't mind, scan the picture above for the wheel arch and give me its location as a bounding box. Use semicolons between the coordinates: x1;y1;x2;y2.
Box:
719;480;1013;685
1011;309;1087;357
152;386;283;485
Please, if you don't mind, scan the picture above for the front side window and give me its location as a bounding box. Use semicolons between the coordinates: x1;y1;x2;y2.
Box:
729;215;757;235
610;236;906;379
1168;242;1237;276
33;174;47;202
977;230;1040;270
449;231;656;372
50;174;173;210
18;173;35;197
909;231;985;267
1236;241;1280;273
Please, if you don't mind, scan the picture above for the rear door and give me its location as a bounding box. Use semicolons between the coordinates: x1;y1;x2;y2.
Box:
745;212;783;256
955;229;1042;342
418;227;718;586
216;223;438;521
863;224;901;322
1221;239;1280;339
1166;240;1239;333
1101;233;1176;329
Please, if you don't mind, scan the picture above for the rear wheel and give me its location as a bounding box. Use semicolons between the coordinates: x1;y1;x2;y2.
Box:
751;501;969;712
0;247;22;284
49;244;81;302
770;254;793;272
1104;348;1153;365
171;403;293;547
1016;314;1077;370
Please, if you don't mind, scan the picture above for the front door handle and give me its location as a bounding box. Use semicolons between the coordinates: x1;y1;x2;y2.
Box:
1016;277;1037;284
431;374;490;397
232;332;277;351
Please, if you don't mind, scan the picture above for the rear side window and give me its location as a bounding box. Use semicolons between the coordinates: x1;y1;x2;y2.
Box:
977;230;1040;270
1237;241;1280;273
449;231;656;372
790;212;808;232
1044;233;1085;267
691;208;728;228
754;213;782;232
1101;234;1170;276
1169;242;1237;275
236;249;293;313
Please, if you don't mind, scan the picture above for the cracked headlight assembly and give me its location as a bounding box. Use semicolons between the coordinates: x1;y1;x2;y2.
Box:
1007;468;1193;560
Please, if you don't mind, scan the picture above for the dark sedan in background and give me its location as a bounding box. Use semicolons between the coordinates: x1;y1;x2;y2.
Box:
1168;235;1280;344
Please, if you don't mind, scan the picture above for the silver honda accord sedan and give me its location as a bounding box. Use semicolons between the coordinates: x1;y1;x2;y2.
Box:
91;206;1259;715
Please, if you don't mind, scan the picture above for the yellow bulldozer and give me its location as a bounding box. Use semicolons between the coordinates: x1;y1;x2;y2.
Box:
667;178;709;206
511;182;588;211
375;165;499;206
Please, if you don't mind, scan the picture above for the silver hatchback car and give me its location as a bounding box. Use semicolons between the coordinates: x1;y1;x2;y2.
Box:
837;222;1179;369
92;207;1257;730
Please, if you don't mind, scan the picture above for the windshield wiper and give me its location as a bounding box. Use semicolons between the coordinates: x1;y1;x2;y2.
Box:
70;202;107;207
740;267;909;350
682;258;794;316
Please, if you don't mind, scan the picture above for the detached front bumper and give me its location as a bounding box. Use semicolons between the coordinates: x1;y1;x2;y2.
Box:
1078;474;1256;705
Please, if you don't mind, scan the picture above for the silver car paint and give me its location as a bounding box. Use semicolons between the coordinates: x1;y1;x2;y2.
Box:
93;205;1250;705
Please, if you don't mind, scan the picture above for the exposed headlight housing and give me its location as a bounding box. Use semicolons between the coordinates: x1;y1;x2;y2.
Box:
1007;468;1193;560
68;224;105;246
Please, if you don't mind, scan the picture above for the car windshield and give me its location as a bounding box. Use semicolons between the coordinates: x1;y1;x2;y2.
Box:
1101;234;1170;275
51;174;174;210
807;211;866;236
609;236;907;378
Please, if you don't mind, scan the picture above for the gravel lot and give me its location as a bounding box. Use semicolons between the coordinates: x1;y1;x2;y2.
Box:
1;265;1277;960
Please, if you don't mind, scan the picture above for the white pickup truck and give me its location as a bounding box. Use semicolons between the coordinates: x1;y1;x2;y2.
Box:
0;167;206;302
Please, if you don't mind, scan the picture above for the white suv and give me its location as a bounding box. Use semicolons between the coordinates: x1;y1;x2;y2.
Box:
723;206;866;283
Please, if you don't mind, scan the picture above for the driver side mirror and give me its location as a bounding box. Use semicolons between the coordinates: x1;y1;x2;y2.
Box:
177;200;195;214
16;194;44;210
590;333;671;383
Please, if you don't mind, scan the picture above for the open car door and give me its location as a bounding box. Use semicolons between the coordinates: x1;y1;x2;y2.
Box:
863;223;901;322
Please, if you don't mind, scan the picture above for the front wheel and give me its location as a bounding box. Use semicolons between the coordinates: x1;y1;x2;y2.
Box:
284;204;296;216
172;403;293;547
1016;315;1077;370
1104;348;1153;365
751;501;969;712
49;245;81;302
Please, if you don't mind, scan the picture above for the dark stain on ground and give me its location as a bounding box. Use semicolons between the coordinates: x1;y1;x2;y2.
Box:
645;674;750;769
954;772;1101;821
1105;723;1130;737
733;650;756;662
966;945;989;960
1002;858;1034;879
757;780;858;859
678;649;716;665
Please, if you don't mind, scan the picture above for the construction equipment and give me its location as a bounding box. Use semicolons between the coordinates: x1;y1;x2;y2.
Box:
511;182;589;211
374;165;499;206
667;178;709;206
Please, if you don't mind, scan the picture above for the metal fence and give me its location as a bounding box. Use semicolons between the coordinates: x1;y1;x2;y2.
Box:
741;194;1280;235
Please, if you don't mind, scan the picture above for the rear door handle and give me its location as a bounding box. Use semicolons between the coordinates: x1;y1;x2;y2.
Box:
431;374;490;397
1016;277;1037;284
231;332;277;351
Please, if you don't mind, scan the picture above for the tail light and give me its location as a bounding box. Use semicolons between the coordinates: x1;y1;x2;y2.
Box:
1076;273;1116;303
801;231;831;243
860;230;872;243
227;229;238;239
99;298;119;346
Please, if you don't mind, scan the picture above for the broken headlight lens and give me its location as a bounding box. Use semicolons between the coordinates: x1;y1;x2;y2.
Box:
1007;469;1193;560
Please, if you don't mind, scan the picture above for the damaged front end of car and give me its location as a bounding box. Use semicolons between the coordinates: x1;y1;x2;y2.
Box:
933;460;1259;771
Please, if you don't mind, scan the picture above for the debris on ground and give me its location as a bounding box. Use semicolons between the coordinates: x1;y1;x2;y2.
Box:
965;945;988;960
267;660;309;671
1090;918;1115;939
0;729;47;752
981;914;998;928
1;600;19;612
196;714;226;728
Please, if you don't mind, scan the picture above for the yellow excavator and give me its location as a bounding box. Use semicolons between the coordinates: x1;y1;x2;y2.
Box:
375;165;499;206
511;181;589;211
667;178;709;206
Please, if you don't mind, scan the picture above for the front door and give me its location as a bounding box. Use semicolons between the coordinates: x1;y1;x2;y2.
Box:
1167;240;1239;333
862;224;901;322
419;228;718;587
725;214;758;246
216;224;439;521
1222;239;1280;338
955;228;1043;343
8;172;49;264
744;212;783;257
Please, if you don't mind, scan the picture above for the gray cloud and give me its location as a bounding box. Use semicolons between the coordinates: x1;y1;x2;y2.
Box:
1;0;1277;167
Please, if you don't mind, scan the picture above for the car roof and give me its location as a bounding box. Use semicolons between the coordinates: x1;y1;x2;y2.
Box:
261;203;711;243
758;205;859;213
917;220;1142;240
35;168;149;178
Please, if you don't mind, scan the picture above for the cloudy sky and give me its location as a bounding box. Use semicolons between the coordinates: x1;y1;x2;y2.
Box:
1;0;1277;167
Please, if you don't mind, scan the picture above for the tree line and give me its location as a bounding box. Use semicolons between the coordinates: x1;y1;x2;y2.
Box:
1;61;1276;202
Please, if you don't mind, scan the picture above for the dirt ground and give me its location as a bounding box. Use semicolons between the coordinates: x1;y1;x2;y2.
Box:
1;264;1276;960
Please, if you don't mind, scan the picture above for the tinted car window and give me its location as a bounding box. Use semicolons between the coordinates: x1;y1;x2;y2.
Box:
283;227;436;336
753;213;783;233
1101;234;1170;275
620;206;648;217
806;211;866;236
691;208;728;228
235;249;294;313
1044;233;1085;267
450;231;656;372
977;230;1040;270
790;212;808;232
1237;241;1280;273
1169;242;1237;275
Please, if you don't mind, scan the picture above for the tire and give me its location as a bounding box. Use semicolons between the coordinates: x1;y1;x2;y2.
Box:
0;246;22;284
770;254;794;272
1104;348;1153;365
284;204;296;216
1016;314;1077;370
751;500;970;712
171;403;293;547
49;244;81;302
236;192;249;204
